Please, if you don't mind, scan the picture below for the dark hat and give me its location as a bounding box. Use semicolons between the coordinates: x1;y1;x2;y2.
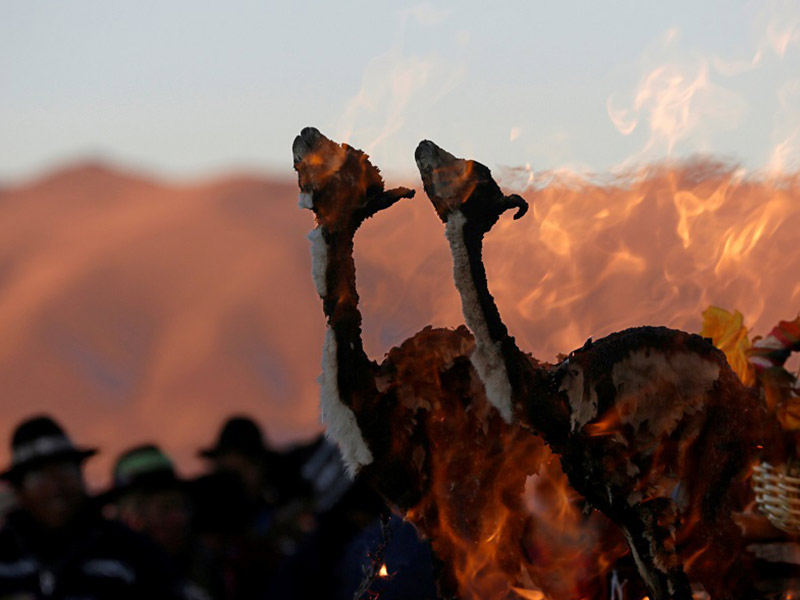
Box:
0;416;97;482
199;416;271;460
100;444;182;502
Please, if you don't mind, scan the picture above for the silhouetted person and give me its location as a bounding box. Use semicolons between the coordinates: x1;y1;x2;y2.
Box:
199;416;282;513
0;415;182;599
265;435;438;599
102;444;221;600
194;416;313;599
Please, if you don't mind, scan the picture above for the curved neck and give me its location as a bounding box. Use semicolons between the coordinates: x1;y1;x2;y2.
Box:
310;226;376;476
445;211;517;421
446;213;509;345
445;211;570;439
318;230;368;360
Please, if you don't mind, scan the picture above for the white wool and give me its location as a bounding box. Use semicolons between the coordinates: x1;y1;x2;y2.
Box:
306;227;328;297
561;349;720;440
559;362;599;431
319;326;373;478
297;192;314;209
445;211;514;422
611;349;720;438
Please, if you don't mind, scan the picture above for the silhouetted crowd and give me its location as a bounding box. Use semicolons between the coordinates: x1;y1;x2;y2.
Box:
0;415;437;600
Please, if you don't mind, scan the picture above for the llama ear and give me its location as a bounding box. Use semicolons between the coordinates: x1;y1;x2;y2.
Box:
361;186;416;218
383;186;416;203
504;194;529;220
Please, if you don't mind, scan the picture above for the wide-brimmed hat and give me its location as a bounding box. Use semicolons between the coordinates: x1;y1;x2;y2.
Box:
199;416;271;460
0;416;97;482
100;444;183;503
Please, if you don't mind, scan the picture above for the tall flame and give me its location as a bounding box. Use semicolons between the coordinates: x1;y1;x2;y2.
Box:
355;161;799;367
350;161;800;598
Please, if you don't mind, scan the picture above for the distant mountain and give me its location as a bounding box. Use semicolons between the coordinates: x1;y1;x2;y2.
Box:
0;164;337;487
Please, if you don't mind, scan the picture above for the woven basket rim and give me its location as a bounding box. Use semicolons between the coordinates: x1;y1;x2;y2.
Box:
753;460;800;533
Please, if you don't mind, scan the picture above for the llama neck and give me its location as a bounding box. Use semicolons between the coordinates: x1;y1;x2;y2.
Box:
309;226;374;476
445;211;515;422
313;229;365;349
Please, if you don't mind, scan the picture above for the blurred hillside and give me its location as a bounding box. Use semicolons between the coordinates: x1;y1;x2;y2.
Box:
0;164;334;488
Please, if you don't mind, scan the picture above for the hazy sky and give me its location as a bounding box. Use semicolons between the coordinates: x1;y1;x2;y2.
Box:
2;0;799;182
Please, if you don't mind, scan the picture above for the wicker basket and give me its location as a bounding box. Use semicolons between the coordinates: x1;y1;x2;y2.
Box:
752;461;800;533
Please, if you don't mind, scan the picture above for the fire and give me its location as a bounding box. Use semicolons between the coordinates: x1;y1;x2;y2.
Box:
354;161;799;371
377;329;631;598
510;589;545;600
482;162;800;363
633;62;711;153
296;127;800;599
378;564;388;578
354;163;800;598
355;160;800;380
375;327;628;599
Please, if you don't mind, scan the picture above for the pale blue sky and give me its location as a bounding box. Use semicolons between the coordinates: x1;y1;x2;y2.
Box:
2;0;799;182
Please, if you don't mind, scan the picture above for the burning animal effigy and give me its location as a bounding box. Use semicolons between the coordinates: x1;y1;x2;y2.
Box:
292;127;797;600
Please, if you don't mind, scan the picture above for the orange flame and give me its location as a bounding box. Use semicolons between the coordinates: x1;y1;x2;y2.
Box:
354;162;799;374
384;330;631;599
352;160;800;599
